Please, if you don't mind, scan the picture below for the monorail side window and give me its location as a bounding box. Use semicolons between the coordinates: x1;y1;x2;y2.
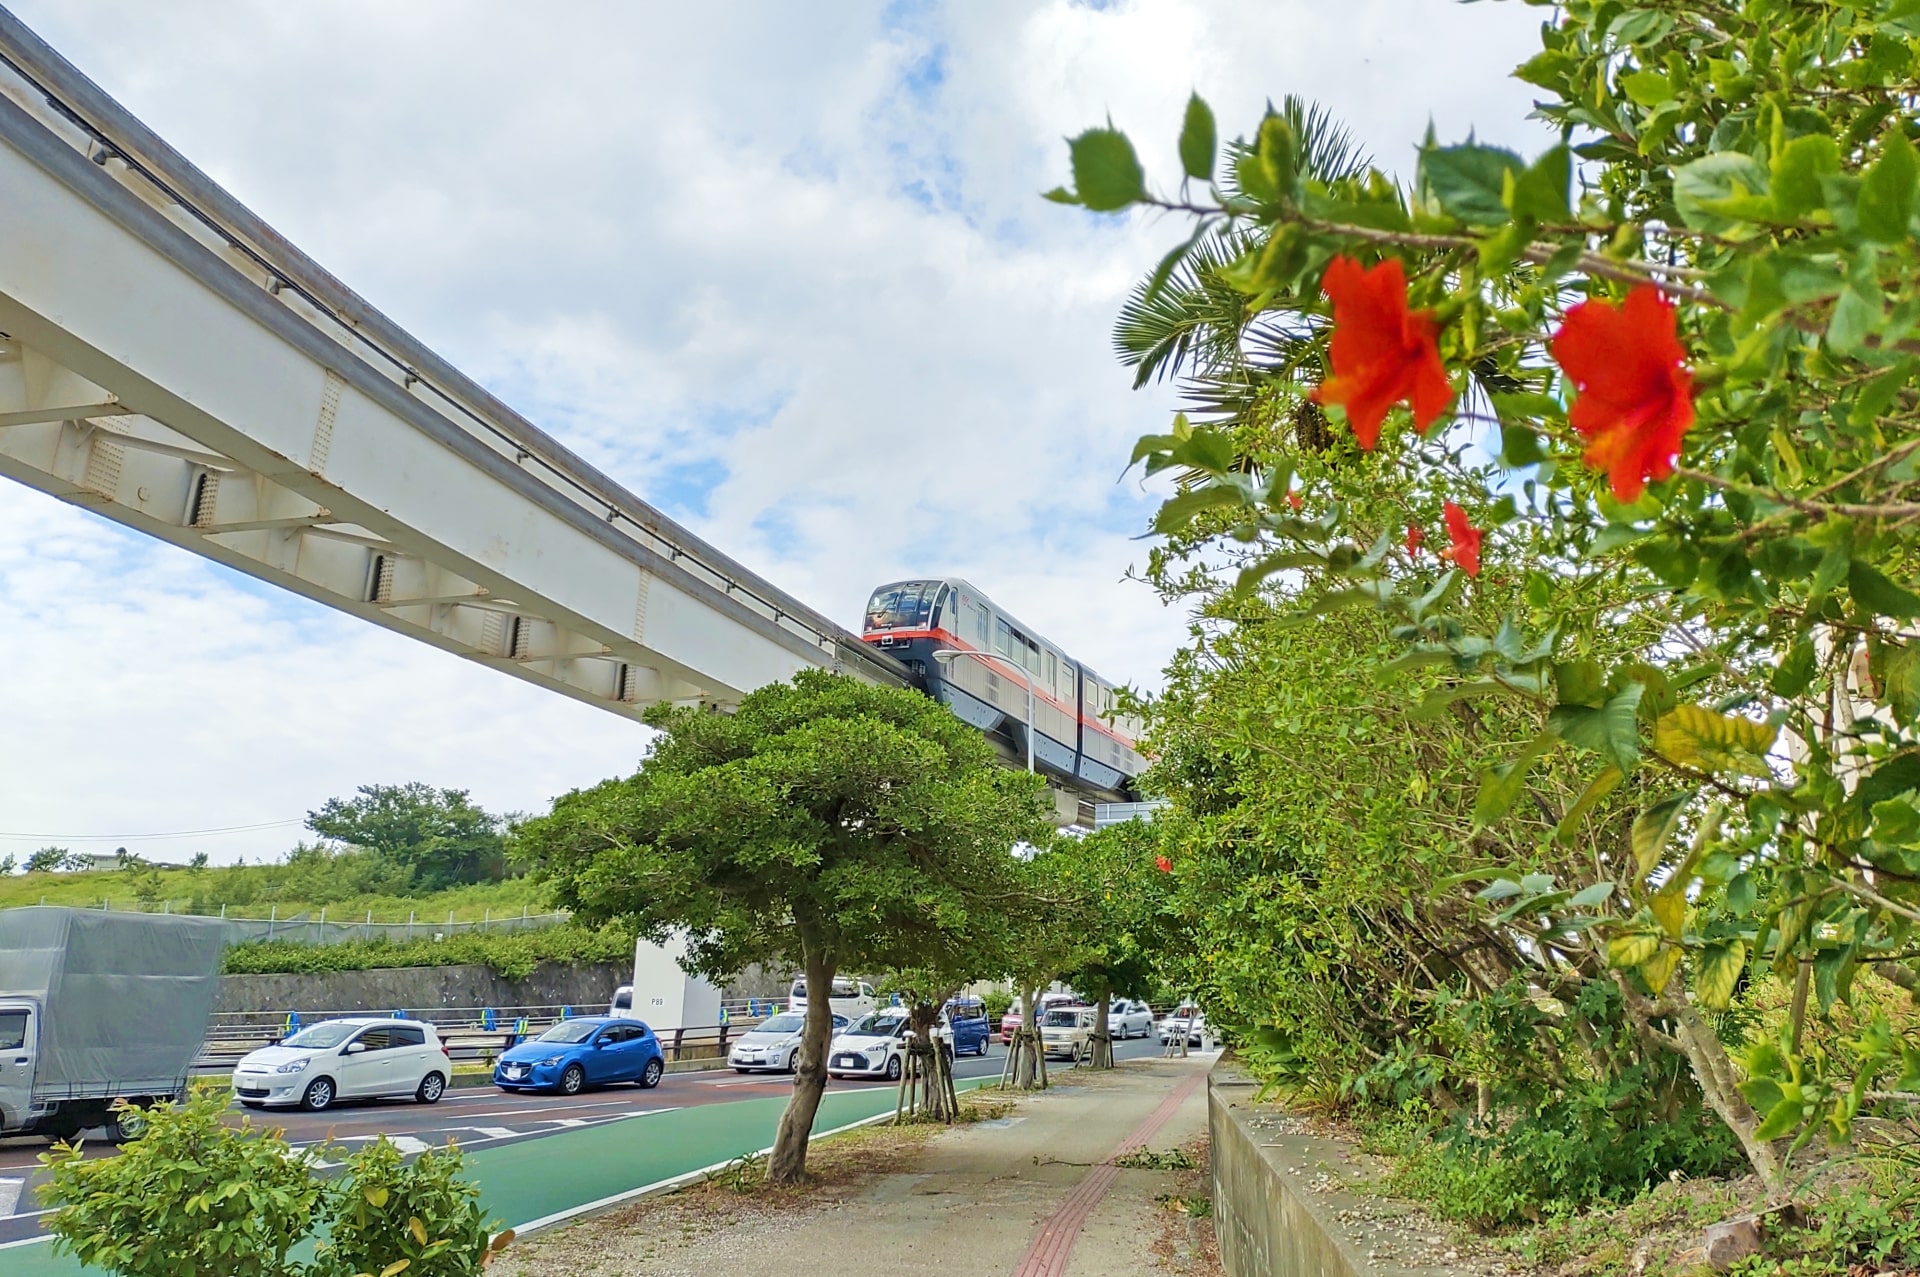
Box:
973;603;990;649
995;618;1013;656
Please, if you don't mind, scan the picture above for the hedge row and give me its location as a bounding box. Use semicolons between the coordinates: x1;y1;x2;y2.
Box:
221;924;633;981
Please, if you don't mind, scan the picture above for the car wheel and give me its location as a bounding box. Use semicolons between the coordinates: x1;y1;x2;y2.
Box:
639;1058;664;1089
885;1054;903;1082
559;1064;586;1096
301;1078;334;1112
416;1072;446;1104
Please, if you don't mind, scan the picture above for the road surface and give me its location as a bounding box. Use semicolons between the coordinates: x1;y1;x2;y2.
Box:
0;1035;1167;1260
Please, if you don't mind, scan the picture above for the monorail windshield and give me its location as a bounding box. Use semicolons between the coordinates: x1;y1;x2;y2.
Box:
866;581;938;631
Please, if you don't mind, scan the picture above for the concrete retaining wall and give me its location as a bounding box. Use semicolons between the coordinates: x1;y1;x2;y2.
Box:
215;961;630;1018
1211;1060;1378;1277
214;960;796;1021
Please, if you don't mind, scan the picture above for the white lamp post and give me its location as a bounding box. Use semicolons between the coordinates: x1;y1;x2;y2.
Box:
932;648;1036;773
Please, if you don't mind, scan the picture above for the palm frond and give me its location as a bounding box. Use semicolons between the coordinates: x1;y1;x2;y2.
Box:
1112;228;1262;388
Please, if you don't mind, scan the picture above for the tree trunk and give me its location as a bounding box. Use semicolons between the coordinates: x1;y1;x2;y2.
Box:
897;1003;956;1122
1088;989;1115;1069
1002;982;1047;1091
767;948;835;1184
1613;971;1785;1189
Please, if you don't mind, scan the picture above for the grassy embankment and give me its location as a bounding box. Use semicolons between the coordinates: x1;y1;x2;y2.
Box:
0;864;551;922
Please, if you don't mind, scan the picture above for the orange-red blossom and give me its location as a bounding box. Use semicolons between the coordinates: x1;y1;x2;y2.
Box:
1310;255;1453;449
1550;285;1695;502
1440;502;1482;577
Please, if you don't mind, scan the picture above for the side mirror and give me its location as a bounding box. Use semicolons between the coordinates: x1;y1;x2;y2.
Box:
594;1039;608;1049
345;1042;367;1055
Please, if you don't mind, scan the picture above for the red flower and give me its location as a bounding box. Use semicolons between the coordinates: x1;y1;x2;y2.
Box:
1309;255;1454;449
1285;490;1303;511
1405;524;1425;557
1155;855;1173;874
1440;502;1482;577
1549;285;1695;502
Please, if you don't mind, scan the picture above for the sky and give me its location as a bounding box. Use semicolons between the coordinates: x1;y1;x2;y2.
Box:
0;0;1552;865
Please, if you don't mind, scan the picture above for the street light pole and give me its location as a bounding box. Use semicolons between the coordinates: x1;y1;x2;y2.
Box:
932;648;1036;773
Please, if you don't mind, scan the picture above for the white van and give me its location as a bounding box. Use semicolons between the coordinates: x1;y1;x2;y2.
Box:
788;975;877;1019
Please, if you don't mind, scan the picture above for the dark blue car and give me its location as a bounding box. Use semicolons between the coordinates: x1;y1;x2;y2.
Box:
494;1016;665;1095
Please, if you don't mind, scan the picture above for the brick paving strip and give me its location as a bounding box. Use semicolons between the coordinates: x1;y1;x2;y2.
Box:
1011;1070;1207;1277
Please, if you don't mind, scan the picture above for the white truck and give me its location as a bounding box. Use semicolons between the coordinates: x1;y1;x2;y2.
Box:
0;907;226;1141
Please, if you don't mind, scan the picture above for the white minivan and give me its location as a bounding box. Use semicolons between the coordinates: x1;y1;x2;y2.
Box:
787;975;876;1019
232;1017;449;1112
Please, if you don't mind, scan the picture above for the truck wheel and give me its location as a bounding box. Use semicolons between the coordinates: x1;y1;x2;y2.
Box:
105;1108;148;1142
415;1072;446;1104
301;1078;335;1112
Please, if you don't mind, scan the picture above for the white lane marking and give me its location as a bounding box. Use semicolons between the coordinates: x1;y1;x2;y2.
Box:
553;1118;589;1127
474;1127;521;1140
0;1178;21;1216
389;1136;431;1156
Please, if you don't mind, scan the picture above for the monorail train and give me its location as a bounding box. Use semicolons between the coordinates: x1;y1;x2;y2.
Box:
861;579;1146;800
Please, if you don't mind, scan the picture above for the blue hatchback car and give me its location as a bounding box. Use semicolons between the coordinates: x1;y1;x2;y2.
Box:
494;1016;665;1095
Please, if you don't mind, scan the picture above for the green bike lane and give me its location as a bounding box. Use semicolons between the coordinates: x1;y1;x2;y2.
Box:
4;1081;954;1276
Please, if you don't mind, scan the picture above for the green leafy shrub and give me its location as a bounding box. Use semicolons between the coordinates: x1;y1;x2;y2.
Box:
222;924;632;980
39;1090;323;1277
315;1137;509;1277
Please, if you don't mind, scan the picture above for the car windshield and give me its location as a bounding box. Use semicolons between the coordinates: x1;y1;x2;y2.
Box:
1044;1010;1081;1028
281;1023;360;1049
848;1013;908;1037
537;1021;601;1044
758;1014;806;1034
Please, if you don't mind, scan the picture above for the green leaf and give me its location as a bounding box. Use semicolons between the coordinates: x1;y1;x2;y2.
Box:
1770;639;1817;698
1849;561;1920;620
1419;141;1524;226
1569;882;1615;909
1852;357;1920;426
1752;1095;1807;1142
1549;683;1644;773
1673;152;1771;232
1068;127;1147;212
1885;642;1920;720
1555;765;1623;840
1153;485;1244;535
1858;128;1918;243
1771;133;1841;222
1828;286;1884;355
1621;69;1673;106
1178;94;1217;183
1505;144;1573;222
1631;793;1690;878
1554;658;1606;708
1474;737;1552;826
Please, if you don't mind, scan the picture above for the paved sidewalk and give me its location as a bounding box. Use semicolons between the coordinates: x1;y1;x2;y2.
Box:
499;1055;1216;1277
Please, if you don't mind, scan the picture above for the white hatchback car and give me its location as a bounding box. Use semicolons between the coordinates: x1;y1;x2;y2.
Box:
233;1017;449;1112
1109;999;1155;1039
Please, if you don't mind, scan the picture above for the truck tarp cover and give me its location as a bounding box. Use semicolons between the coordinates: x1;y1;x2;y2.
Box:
0;908;225;1095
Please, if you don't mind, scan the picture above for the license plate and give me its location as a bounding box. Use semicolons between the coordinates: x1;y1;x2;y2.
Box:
834;1055;858;1067
505;1066;528;1078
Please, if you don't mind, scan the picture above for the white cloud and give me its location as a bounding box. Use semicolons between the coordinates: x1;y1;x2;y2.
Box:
0;0;1548;860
